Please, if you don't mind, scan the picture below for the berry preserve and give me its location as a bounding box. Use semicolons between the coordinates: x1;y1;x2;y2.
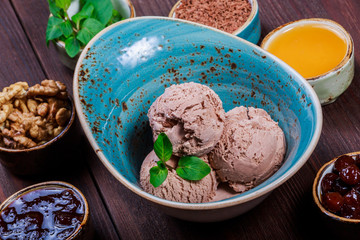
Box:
0;185;85;239
321;154;360;219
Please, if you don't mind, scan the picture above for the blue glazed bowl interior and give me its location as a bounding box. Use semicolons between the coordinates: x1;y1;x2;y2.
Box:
75;17;321;205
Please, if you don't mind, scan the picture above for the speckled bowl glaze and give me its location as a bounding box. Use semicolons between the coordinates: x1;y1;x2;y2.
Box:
0;181;92;239
53;0;136;70
73;16;322;222
261;18;354;105
313;152;360;224
169;0;261;44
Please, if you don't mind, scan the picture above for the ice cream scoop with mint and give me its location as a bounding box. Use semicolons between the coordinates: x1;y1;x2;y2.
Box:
140;151;218;203
140;82;286;203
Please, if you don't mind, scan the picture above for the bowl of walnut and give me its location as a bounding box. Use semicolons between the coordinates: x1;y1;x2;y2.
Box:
0;80;75;175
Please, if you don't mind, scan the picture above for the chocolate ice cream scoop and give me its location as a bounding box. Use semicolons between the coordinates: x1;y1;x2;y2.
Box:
140;151;218;203
209;106;286;193
147;82;225;157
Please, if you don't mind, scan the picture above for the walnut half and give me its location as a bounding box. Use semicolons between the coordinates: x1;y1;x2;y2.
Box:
27;80;68;99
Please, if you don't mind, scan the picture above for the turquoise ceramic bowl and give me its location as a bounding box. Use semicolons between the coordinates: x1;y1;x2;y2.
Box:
235;0;261;44
169;0;261;44
74;17;322;222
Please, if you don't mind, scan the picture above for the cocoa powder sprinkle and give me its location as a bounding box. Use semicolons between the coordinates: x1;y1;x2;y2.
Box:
174;0;252;33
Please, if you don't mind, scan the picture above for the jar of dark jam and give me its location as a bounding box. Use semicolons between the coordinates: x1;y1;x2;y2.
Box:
0;181;90;240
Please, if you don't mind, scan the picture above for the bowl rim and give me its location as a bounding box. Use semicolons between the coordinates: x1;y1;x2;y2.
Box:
0;96;75;153
312;151;360;223
0;181;90;239
73;16;323;210
260;18;354;81
168;0;258;35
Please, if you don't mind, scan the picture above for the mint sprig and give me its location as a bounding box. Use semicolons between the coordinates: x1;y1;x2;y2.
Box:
150;133;172;187
45;0;125;58
150;133;211;188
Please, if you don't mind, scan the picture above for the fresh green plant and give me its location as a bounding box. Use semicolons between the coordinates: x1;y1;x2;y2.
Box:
46;0;124;58
150;133;211;188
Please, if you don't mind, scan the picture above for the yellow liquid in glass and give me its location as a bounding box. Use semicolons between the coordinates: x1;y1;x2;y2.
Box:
265;24;347;79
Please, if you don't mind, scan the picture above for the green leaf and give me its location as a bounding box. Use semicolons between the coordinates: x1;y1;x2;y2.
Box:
65;36;80;58
82;0;113;25
76;18;104;45
150;165;168;188
59;35;67;42
176;156;211;181
72;2;94;28
48;0;62;18
107;9;124;26
55;0;71;10
154;133;173;162
46;16;64;45
60;20;73;38
157;161;167;170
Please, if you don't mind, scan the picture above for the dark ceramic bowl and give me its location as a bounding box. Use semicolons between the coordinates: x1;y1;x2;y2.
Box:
0;97;76;175
0;181;91;239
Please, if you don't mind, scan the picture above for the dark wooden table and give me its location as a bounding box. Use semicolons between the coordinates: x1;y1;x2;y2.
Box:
1;0;359;239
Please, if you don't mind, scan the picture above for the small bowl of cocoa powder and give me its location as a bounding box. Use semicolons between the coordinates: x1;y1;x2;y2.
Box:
0;80;77;175
169;0;261;44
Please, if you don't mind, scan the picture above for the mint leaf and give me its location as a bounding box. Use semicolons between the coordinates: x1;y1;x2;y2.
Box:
72;2;94;28
59;35;67;42
157;161;166;170
154;133;172;162
83;0;113;25
46;16;64;45
55;0;71;10
76;18;104;45
150;165;168;188
176;156;211;181
107;9;124;26
60;20;73;38
48;0;62;18
65;36;80;58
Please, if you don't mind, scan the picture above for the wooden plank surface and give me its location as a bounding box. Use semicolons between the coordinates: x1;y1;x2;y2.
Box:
2;1;120;239
0;0;359;239
86;0;360;239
